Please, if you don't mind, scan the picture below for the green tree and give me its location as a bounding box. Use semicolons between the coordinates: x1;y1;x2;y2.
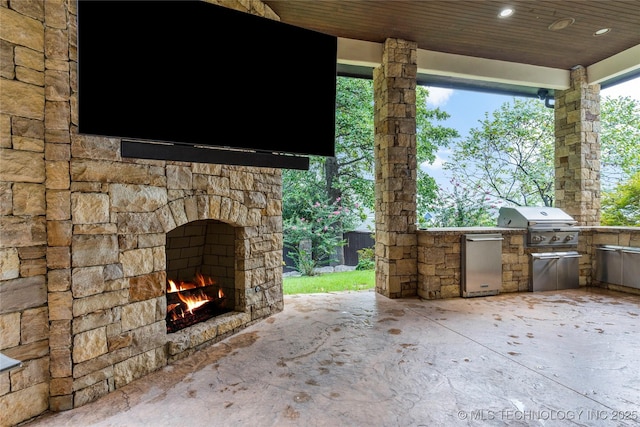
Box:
283;77;374;272
600;96;640;190
284;197;363;275
444;98;555;212
424;178;500;227
435;95;639;226
283;77;458;267
283;77;373;224
601;171;640;226
416;86;460;225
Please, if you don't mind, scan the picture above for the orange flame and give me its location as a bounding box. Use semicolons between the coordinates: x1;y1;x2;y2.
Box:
195;273;216;287
167;274;216;294
166;274;225;324
177;290;213;314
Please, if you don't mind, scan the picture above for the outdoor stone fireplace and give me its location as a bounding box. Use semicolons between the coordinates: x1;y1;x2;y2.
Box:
62;153;285;407
0;1;285;423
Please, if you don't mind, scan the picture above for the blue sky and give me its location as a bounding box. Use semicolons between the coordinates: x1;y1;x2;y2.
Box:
421;76;640;188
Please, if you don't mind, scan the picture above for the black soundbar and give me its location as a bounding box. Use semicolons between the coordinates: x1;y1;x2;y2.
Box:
121;140;310;170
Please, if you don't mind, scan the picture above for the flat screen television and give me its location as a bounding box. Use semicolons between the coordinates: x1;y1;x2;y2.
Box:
76;1;337;161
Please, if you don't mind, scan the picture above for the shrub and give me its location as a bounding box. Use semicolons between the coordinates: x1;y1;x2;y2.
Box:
284;197;363;275
355;247;375;270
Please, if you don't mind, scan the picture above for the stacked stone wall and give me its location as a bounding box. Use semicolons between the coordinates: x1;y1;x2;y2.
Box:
417;229;529;299
0;1;283;425
1;1;51;424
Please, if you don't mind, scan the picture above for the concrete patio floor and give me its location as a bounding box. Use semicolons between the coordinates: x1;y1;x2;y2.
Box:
25;287;640;427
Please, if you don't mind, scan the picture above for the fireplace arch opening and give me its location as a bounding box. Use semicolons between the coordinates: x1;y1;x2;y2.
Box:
165;219;238;333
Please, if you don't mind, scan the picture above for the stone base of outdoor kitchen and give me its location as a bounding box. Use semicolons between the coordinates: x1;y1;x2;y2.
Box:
417;226;640;299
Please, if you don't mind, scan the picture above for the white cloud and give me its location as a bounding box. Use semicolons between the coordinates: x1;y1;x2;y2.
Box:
420;153;446;170
424;87;454;107
601;76;640;101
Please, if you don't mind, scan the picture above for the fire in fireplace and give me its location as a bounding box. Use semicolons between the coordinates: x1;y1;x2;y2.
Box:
166;273;232;333
165;220;237;333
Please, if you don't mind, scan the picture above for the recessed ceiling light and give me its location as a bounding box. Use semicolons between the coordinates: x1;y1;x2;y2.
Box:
498;8;514;18
548;17;575;31
594;28;611;36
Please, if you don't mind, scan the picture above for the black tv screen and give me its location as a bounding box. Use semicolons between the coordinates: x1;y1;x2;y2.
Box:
77;1;337;158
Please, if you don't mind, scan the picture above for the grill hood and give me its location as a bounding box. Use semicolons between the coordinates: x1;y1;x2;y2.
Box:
497;206;577;228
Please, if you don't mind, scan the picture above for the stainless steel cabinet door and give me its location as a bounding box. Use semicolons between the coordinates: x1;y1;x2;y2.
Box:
595;246;622;285
622;248;640;289
462;234;503;297
530;255;558;292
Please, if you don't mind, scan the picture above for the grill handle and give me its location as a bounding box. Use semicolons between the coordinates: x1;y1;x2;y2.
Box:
532;253;581;260
622;248;640;254
466;237;504;242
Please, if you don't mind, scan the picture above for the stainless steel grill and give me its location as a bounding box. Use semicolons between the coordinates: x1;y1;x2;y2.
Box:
497;206;579;248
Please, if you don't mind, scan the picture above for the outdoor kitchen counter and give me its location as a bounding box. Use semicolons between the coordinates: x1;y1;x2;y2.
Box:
418;226;525;233
417;227;528;299
417;226;640;300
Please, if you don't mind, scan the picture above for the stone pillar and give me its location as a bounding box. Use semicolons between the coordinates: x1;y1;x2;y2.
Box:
373;39;418;298
554;66;601;225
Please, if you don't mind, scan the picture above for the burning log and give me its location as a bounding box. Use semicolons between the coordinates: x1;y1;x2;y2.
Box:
166;274;231;333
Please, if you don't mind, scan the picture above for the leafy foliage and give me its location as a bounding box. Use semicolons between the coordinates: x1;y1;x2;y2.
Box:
416;86;461;220
600;96;640;190
282;77;373;274
283;77;458;268
423;178;501;227
430;95;639;226
283;197;363;275
285;79;637;235
355;246;375;270
282;77;374;221
601;171;640;226
444;98;555;211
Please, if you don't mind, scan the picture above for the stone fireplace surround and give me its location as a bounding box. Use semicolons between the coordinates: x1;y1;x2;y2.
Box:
6;136;285;412
2;136;285;419
0;1;286;423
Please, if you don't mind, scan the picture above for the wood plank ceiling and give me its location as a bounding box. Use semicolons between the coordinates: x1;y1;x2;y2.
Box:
263;0;640;95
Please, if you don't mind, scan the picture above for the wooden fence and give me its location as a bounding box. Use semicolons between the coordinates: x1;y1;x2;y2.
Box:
283;231;375;272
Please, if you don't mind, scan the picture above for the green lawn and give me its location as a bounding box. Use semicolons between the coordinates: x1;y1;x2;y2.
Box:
283;270;375;295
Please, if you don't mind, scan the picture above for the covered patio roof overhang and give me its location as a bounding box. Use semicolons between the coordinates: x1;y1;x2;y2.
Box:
264;0;640;96
336;37;640;98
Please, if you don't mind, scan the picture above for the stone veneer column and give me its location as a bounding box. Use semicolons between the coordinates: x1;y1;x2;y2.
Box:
45;0;75;412
1;1;55;423
554;66;601;225
373;39;418;298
